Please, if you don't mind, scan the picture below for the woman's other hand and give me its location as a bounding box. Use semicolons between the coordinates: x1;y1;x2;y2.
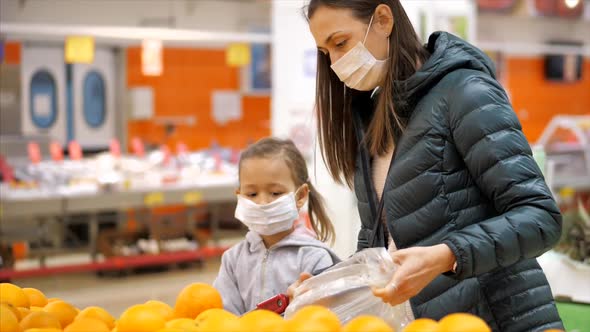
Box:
287;272;313;300
372;244;456;306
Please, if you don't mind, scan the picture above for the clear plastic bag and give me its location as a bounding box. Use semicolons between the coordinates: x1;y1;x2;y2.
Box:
284;248;413;330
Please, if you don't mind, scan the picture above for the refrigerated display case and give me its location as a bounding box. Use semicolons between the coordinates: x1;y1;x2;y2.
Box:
536;115;590;304
536;115;590;192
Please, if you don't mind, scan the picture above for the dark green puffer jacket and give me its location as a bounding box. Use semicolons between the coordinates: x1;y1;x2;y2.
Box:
352;32;563;332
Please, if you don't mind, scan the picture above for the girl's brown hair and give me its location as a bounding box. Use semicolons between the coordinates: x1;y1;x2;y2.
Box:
306;0;429;187
239;137;335;244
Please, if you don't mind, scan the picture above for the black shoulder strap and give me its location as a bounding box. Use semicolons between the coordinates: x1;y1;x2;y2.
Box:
352;110;388;248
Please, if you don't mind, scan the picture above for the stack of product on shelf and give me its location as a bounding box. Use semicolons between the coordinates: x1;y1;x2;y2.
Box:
1;140;239;200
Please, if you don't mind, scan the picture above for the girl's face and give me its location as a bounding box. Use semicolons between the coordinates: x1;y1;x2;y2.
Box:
309;5;392;65
238;157;308;208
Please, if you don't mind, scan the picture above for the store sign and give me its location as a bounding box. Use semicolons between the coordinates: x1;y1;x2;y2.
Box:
477;0;516;12
212;90;242;126
226;43;251;67
65;36;95;64
142;39;163;76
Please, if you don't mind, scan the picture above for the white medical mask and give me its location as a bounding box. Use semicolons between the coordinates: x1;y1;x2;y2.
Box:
330;15;389;91
234;191;300;236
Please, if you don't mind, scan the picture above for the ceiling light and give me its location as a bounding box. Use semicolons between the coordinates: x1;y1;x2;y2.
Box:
564;0;580;9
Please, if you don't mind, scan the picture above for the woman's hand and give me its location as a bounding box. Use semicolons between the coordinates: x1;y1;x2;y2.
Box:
287;272;312;300
372;244;456;306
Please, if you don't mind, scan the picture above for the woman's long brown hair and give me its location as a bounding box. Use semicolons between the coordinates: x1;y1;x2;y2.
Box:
307;0;429;187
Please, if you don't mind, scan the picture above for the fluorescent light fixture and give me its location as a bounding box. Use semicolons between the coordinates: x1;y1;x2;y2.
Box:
564;0;580;9
0;23;271;46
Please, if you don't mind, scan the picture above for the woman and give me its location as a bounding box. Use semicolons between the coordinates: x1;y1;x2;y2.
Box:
303;0;563;331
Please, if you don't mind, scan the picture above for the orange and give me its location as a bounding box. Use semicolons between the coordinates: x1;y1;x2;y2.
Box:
19;311;61;329
46;299;60;304
117;304;166;332
438;313;490;332
156;329;184;332
0;302;21;332
289;305;340;332
43;300;77;328
173;283;222;319
165;318;195;327
165;318;198;331
403;318;439;332
194;308;237;327
1;302;21;321
18;307;31;320
286;319;339;332
22;289;48;308
144;300;174;321
238;310;284;332
342;315;394;332
75;306;115;329
23;329;62;332
30;307;44;312
1;283;31;308
64;317;110;332
198;317;241;332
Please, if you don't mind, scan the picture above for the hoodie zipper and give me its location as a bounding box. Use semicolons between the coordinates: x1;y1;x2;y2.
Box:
260;250;269;303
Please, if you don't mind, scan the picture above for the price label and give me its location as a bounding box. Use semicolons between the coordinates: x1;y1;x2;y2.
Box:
183;191;203;205
144;192;164;206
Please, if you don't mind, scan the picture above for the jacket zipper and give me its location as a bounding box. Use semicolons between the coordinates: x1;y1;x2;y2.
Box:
260;250;269;303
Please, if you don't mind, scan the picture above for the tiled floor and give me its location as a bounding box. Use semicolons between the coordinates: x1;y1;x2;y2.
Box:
11;258;222;317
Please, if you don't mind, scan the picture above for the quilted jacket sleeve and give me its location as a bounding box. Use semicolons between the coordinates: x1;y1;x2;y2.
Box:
442;73;562;280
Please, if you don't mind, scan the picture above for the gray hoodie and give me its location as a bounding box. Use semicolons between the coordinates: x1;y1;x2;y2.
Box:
213;225;340;315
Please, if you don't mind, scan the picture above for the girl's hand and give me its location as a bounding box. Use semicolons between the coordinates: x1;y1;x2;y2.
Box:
287;272;312;300
372;244;456;306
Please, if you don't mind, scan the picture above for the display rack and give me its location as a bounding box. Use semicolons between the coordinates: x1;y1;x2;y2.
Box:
536;115;590;304
0;181;237;280
536;115;590;192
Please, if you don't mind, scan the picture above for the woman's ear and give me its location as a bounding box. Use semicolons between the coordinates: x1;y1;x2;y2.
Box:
296;183;310;209
235;188;240;195
374;4;394;38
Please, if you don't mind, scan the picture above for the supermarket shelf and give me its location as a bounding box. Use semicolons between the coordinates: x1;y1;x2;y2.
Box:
64;183;235;214
0;196;63;219
0;247;227;280
0;182;236;219
0;181;237;272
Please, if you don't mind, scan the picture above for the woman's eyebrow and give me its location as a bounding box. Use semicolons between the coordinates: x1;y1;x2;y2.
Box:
324;30;343;45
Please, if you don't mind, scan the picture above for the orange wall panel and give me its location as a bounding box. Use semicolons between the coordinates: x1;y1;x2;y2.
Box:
3;42;21;65
506;57;590;142
126;47;270;152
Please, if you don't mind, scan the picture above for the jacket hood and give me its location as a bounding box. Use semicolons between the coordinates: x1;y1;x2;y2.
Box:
393;31;496;113
245;224;336;256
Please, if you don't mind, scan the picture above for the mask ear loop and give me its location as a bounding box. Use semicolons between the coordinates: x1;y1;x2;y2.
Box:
363;14;375;45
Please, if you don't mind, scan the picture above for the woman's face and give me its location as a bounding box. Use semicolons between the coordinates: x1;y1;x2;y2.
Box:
309;5;393;65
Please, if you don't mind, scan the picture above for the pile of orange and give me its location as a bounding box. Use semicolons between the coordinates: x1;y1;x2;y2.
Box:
1;281;563;332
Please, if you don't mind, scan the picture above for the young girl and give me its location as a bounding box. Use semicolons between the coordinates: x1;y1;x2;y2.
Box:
213;138;340;315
